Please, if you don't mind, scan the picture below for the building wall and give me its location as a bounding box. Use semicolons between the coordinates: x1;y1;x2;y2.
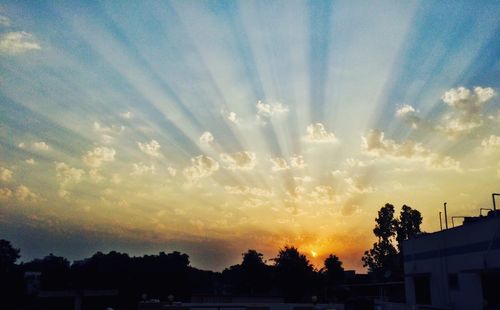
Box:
403;215;500;310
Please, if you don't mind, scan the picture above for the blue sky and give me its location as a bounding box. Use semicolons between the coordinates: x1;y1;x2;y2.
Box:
0;1;499;271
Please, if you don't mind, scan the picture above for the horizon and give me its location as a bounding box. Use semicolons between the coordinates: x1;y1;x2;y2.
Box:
0;1;499;273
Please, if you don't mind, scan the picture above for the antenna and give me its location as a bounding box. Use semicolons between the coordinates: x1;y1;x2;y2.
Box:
492;193;499;211
439;211;443;231
444;202;448;229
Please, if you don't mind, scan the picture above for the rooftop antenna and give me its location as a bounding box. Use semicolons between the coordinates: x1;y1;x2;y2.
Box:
492;193;499;212
444;202;448;229
439;211;443;231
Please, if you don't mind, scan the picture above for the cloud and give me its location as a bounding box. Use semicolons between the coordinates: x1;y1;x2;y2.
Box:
138;139;161;157
227;112;239;124
0;188;12;201
167;167;177;177
290;155;306;168
256;100;289;123
0;15;11;26
199;131;214;145
120;111;133;119
286;185;337;205
395;104;421;129
344;177;374;194
82;147;116;167
55;162;85;186
362;129;460;170
0;31;41;54
481;135;500;153
293;176;313;183
25;158;35;165
305;123;338;143
131;163;156;176
220;151;257;170
224;185;274;197
396;87;497;138
270;157;289;171
33;141;49;151
15;185;39;202
183;155;219;183
55;162;85;197
94;121;125;144
0;167;13;182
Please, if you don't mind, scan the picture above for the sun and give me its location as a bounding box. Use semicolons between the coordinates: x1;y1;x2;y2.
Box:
310;250;318;258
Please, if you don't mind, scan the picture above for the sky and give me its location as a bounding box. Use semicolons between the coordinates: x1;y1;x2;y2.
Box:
0;0;499;272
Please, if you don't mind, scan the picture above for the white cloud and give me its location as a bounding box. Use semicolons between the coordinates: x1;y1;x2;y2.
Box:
286;185;337;205
0;167;13;182
0;31;41;54
305;123;338;143
15;185;39;202
0;188;12;200
270;157;289;171
439;86;496;137
55;162;85;198
395;104;421;129
25;158;35;165
290;155;306;168
55;162;85;186
0;15;11;27
94;121;125;144
131;162;156;176
481;135;500;152
220;151;257;170
224;185;274;197
82;147;116;167
138;139;161;157
227;112;239;124
293;176;313;183
256;100;289;123
183;155;219;183
362;129;460;170
33;141;49;151
199;131;214;145
120;111;133;119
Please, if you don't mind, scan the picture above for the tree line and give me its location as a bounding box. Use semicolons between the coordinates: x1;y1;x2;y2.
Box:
0;203;422;309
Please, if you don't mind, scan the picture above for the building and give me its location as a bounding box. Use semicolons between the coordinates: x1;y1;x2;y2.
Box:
402;211;500;309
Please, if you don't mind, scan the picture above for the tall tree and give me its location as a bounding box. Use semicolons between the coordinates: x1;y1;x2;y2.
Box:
0;239;20;273
322;254;344;285
396;205;422;252
361;204;399;278
222;249;271;295
273;246;315;301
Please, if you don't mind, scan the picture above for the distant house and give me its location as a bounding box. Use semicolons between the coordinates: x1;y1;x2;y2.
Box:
402;212;500;309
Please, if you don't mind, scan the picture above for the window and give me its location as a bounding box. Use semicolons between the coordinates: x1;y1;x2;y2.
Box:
414;274;431;305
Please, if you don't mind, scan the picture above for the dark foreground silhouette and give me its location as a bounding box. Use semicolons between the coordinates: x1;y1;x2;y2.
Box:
0;203;421;310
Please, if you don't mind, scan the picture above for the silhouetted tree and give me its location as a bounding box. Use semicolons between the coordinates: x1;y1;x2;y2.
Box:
0;240;23;309
361;204;399;279
22;253;71;290
273;246;315;301
0;239;20;273
222;249;271;295
362;203;424;281
395;205;422;252
322;254;344;286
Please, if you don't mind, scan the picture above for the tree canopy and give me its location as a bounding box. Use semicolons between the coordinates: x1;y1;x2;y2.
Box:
362;203;422;280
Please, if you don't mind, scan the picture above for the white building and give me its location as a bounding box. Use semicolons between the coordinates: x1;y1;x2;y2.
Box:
402;213;500;309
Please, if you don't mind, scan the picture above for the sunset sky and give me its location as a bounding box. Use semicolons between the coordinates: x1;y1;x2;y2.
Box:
0;1;499;272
